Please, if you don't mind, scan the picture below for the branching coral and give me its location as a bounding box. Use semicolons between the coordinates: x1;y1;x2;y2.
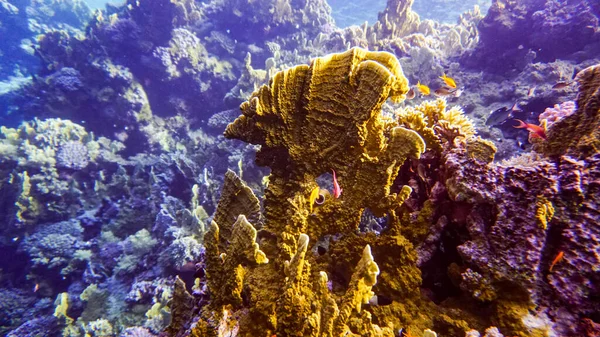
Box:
395;98;476;152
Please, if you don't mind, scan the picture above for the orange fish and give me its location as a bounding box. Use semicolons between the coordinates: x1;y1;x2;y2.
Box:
332;169;342;198
402;329;415;337
513;119;547;140
549;251;564;272
416;81;430;96
439;73;457;88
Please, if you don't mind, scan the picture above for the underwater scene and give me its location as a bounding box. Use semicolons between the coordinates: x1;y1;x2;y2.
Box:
0;0;599;336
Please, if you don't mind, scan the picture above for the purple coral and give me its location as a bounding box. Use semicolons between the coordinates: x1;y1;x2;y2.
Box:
49;67;83;92
57;140;89;169
539;101;576;127
547;155;600;314
6;316;60;337
120;327;157;337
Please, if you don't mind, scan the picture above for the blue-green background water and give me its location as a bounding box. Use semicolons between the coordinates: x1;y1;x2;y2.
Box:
327;0;491;26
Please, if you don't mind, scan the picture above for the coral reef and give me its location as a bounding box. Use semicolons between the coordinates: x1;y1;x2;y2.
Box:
0;118;126;225
426;64;600;336
0;0;90;81
163;50;600;337
1;0;599;335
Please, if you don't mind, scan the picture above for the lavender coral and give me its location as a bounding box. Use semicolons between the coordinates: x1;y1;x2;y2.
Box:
57;140;90;169
538;101;576;127
120;327;157;337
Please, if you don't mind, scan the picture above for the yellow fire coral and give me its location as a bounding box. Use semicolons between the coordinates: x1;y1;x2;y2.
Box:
224;47;424;239
183;48;453;336
204;214;268;307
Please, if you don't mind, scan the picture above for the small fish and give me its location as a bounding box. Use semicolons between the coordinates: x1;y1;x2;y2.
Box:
416;81;430;96
439;73;457;88
433;87;456;97
527;86;536;97
552;81;572;90
332;169;342;198
309;186;320;212
33;283;39;293
486;102;522;126
513;119;547;140
406;88;416;100
549;251;564;272
586;25;600;33
417;163;427;182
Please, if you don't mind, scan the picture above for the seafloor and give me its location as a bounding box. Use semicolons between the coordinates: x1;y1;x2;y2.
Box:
0;0;599;337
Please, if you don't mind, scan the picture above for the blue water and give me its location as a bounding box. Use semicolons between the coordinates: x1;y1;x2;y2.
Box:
328;0;492;27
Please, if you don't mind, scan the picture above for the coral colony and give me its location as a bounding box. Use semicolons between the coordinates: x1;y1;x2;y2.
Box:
0;0;599;336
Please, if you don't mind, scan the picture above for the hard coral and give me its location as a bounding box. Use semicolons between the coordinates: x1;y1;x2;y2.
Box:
534;64;600;158
177;47;435;336
538;101;576;128
225;47;422;236
396;98;476;152
57;140;90;169
437;66;600;335
121;327;157;337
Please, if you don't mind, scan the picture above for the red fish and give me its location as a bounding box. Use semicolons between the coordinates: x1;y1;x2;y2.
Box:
513;119;547;140
332;169;342;198
549;251;564;272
